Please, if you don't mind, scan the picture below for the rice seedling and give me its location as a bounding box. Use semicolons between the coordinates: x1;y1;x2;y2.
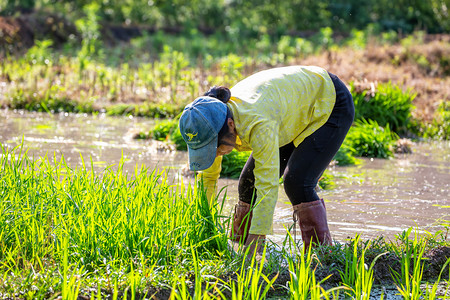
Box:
352;81;416;135
170;127;188;151
286;245;321;299
333;144;361;166
339;235;386;300
419;101;449;140
339;235;360;289
343;119;399;158
62;236;83;300
424;258;450;300
226;246;278;300
318;170;335;190
151;118;180;141
218;54;245;86
0;143;230;298
391;229;428;299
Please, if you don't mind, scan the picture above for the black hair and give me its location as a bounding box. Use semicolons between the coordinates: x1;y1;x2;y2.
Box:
204;86;231;103
217;107;234;147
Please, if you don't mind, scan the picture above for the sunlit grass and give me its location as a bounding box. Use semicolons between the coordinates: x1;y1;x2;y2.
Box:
0;143;229;298
1;145;449;299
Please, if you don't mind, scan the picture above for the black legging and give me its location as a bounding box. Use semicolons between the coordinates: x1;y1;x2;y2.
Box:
238;72;355;206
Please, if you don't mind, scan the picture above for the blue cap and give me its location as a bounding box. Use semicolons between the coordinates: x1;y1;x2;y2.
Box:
179;96;228;171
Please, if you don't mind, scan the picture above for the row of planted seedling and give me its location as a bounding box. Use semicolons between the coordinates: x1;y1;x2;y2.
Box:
0;145;449;299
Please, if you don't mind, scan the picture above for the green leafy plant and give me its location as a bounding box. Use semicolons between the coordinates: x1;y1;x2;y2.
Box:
344;119;399;158
218;54;244;85
151;119;178;141
420;101;449;140
352;82;416;135
318;170;335;190
333;144;361;166
287;245;322;299
150;119;187;150
25;40;54;65
391;229;428;300
339;235;386;300
424;257;450;300
227;246;277;300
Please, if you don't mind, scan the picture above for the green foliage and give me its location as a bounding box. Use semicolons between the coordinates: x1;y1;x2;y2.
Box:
220;150;251;179
150;119;187;150
75;3;102;54
286;245;324;299
419;101;450;140
344;119;399;158
8;85;94;113
0;145;228;268
318;170;335;190
2;0;449;35
345;29;367;50
160;46;190;103
218;54;244;85
151;119;178;141
391;229;428;299
352;82;416;135
312;27;334;50
106;103;182;118
25;39;53;65
334;144;361;166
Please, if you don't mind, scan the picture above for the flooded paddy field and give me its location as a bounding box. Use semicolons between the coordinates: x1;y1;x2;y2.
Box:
1;109;449;244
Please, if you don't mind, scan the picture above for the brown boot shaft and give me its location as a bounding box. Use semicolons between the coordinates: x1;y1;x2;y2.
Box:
293;199;332;250
230;201;253;244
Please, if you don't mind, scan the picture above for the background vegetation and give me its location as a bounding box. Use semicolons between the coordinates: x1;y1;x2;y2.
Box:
1;0;449;35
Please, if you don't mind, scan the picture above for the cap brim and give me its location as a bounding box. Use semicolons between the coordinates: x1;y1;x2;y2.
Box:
187;135;218;171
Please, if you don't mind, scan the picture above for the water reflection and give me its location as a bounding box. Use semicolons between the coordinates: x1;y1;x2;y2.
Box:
1;109;449;243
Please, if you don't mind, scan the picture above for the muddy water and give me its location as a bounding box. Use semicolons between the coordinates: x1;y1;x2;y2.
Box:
1;110;449;243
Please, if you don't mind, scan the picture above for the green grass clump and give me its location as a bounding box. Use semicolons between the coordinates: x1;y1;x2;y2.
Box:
352;81;416;135
318;170;335;190
419;101;450;140
106;102;183;118
0;144;227;270
151;119;179;141
170;127;188;151
333;144;361;166
343;119;399;158
150;119;187;150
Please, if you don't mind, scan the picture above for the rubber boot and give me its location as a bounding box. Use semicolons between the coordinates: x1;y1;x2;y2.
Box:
229;201;253;244
292;199;332;250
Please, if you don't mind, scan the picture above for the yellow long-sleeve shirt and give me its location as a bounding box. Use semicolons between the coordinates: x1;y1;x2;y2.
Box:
199;66;336;235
